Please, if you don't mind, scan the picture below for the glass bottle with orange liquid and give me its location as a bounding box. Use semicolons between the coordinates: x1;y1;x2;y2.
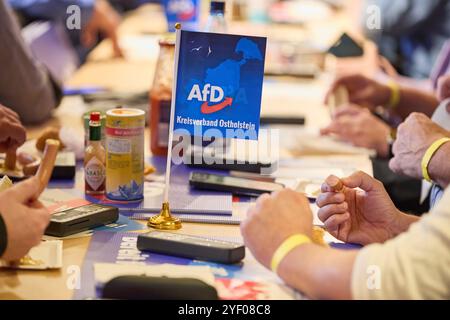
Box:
150;38;175;156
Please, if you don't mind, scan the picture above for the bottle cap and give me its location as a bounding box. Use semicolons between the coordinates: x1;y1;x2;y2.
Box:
210;1;225;13
90;112;100;122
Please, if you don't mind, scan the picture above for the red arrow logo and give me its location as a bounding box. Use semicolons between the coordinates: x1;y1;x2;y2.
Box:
200;97;233;114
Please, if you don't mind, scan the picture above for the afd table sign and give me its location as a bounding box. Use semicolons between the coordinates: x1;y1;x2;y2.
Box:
173;30;267;140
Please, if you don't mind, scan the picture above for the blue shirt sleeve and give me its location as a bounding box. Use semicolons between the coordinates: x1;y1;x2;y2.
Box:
8;0;94;26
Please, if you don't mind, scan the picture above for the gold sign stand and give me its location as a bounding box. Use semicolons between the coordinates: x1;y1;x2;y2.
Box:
147;202;181;230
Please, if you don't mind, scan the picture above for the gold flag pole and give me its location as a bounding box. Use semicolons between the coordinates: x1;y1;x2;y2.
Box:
148;23;182;230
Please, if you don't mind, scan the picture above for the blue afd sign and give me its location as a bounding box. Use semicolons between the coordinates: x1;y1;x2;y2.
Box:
173;30;266;140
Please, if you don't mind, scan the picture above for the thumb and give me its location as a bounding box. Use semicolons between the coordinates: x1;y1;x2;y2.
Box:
341;171;380;192
8;176;41;203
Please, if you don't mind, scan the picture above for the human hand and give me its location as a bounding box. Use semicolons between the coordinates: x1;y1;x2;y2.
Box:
81;0;123;57
0;105;26;153
316;172;402;245
240;189;313;269
0;177;50;261
320;104;391;157
389;112;450;180
325;74;391;110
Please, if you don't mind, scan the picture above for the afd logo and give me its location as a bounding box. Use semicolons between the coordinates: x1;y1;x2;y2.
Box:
187;83;233;114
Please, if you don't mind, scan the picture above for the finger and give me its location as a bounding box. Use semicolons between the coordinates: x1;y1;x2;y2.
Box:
6;113;22;126
350;87;373;106
325;175;343;191
27;205;51;223
324;74;362;104
317;202;348;222
321;175;343;192
255;193;271;209
389;157;401;174
391;138;400;156
323;212;350;233
28;199;46;210
321;117;357;140
27;208;51;238
7;176;41;203
320;127;329;136
316;192;345;207
332;104;362;118
320;120;342;136
81;28;96;47
2;107;20;121
109;32;124;58
320;175;343;193
341;170;378;192
35;207;51;222
3;123;26;147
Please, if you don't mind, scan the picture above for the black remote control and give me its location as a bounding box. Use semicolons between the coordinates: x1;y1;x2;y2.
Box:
137;231;245;264
45;204;119;237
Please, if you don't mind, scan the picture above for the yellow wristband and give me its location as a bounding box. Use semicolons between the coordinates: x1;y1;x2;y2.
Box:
271;234;312;274
386;80;400;109
421;137;450;182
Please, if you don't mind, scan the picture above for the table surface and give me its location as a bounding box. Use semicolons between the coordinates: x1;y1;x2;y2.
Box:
0;3;375;300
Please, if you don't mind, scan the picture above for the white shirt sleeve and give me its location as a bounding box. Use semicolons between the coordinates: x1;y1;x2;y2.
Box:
351;186;450;299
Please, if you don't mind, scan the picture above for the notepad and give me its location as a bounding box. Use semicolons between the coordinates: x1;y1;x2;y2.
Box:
129;212;242;224
127;201;248;224
97;159;233;216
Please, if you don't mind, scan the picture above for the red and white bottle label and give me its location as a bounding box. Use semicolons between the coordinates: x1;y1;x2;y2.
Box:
85;157;105;190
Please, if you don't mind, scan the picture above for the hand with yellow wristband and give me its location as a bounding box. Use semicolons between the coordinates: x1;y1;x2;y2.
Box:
240;189;314;272
389;113;450;187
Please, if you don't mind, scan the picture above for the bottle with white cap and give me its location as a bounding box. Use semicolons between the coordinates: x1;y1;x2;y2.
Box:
204;0;227;33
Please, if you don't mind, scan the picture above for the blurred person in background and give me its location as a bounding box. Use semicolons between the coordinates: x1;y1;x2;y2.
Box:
322;72;450;214
363;0;450;79
8;0;123;70
0;0;61;124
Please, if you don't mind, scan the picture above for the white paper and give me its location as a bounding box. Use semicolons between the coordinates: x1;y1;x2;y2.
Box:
0;240;63;270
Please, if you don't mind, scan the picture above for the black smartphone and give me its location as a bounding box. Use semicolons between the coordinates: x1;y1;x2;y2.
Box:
184;146;278;174
45;204;119;237
328;32;364;57
189;172;284;197
260;115;305;125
